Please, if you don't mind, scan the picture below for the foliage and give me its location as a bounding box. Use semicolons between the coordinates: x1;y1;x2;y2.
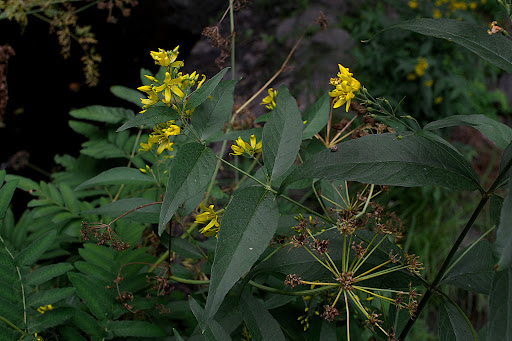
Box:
1;2;512;341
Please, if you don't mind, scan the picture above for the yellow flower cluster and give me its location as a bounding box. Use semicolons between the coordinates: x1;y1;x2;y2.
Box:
139;120;181;155
137;46;206;113
230;135;262;158
260;88;278;110
194;203;220;236
37;304;53;314
408;0;484;19
407;57;428;80
328;64;361;112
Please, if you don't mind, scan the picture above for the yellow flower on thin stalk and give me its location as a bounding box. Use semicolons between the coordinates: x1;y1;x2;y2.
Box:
414;57;428;77
150;46;182;68
261;88;278;110
154;72;185;105
329;64;361;112
195;203;221;237
34;333;44;341
230;135;262;158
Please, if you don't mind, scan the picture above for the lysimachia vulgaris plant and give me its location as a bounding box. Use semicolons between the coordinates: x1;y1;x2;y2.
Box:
1;2;512;340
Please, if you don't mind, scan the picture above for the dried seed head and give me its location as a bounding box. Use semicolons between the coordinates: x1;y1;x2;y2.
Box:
321;305;339;322
313;239;329;255
284;274;302;288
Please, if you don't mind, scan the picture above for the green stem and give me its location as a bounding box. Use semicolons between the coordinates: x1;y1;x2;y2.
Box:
398;154;512;340
229;0;235;81
0;315;24;335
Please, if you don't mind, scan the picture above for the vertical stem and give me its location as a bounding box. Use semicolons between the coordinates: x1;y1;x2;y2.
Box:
229;0;235;81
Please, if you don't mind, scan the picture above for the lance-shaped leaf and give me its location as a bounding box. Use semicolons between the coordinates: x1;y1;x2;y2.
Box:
67;272;112;320
442;240;494;294
424;114;512;149
110;85;143;107
189;297;232;341
201;186;279;330
70;105;134;124
191;80;237;141
262;85;303;182
302;93;330;140
15;230;56;266
494;172;512;269
279;131;481;193
186;67;230;110
500;140;512;179
438;296;477;341
84;198;160;224
378;18;512;73
240;291;285;341
486;268;512;340
75;167;154;191
0;177;17;219
159;143;216;234
116;106;180;132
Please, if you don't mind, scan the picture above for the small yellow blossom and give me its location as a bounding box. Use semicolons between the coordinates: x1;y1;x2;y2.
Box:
408;1;418;9
34;333;44;341
150;46;182;67
406;73;416;81
230;135;262;157
469;2;477;9
138;88;160;112
328;64;361;112
433;8;442;18
434;96;443;104
195;204;220;236
414;57;428;77
139;121;181;155
424;80;433;87
261;88;278;110
37;304;53;314
154;72;185;105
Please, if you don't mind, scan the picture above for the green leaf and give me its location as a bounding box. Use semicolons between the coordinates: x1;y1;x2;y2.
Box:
191;80;237;141
240;291;285;341
27;288;76;308
495;172;512;269
0;179;17;220
59;183;81;214
280;131;481;193
69;120;101;138
500;140;512;179
59;326;88;341
75;167;154;191
202;186;279;330
107;320;167;337
71;309;105;338
15;230;56;266
423;114;512;149
70;105;135;124
116;105;180;132
380;18;512;73
84;198;160;224
159;143;216;234
173;328;185;341
110;85;143;107
302;93;330;140
438;296;477;341
262;85;303;182
67;272;112;320
486;268;512;340
442;240;494;294
25;263;74;287
189;297;232;341
0;236;24;334
490;195;504;227
186;67;230;109
28;307;73;332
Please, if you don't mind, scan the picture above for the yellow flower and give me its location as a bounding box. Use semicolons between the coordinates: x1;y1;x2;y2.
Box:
433;8;442;18
406;73;417;81
469;2;477;9
37;304;53;314
414;57;428;77
34;333;44;341
138;88;160;112
328;64;360;112
408;0;418;9
195;204;220;236
139;121;180;155
154;72;185;105
434;96;443;104
230;135;262;157
261;88;278;110
424;80;433;87
149;46;182;67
